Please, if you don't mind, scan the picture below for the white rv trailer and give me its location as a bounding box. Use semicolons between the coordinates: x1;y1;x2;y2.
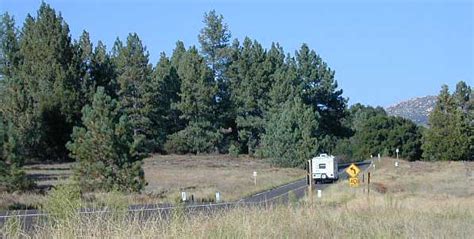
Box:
311;154;339;183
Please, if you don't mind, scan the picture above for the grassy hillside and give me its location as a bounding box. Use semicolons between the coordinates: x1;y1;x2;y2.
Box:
2;158;473;238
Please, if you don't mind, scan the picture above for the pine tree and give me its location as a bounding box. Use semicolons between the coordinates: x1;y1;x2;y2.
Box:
72;31;94;109
260;97;318;167
67;87;146;192
0;12;37;166
453;81;473;160
91;41;117;98
352;115;422;161
112;33;154;152
0;13;20;80
198;10;233;142
228;38;273;154
295;44;349;152
198;10;231;79
422;85;471;161
151;52;182;147
165;46;221;153
0;116;34;192
170;41;186;72
14;3;81;161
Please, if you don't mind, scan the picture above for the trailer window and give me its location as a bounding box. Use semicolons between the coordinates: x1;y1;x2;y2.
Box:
319;164;326;169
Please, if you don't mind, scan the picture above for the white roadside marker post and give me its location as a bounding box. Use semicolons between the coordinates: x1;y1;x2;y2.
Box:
396;148;399;167
253;171;257;186
181;192;187;202
215;192;221;203
317;190;322;198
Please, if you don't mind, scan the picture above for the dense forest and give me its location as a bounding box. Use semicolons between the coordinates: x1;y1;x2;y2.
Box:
0;4;472;192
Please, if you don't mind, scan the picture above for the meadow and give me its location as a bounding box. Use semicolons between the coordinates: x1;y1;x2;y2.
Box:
0;154;305;210
2;157;473;238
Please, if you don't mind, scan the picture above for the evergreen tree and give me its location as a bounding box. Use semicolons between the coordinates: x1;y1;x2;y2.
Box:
0;13;20;80
152;53;182;146
91;41;117;98
165;46;221;153
228;38;273;154
198;10;231;79
352;115;422;161
198;10;233;143
268;54;298;109
170;41;186;72
72;31;94;109
0;116;34;192
13;3;81;161
260;97;318;167
112;33;155;152
422;84;472;161
295;44;349;152
453;81;471;113
67;87;146;192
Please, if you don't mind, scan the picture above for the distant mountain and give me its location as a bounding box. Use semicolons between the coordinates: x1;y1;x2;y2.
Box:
386;96;437;126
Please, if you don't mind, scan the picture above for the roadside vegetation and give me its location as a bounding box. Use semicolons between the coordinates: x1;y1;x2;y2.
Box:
0;0;472;215
2;158;472;238
0;154;304;210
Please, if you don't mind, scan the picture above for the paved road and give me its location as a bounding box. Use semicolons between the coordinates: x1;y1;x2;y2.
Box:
0;160;371;230
240;160;371;204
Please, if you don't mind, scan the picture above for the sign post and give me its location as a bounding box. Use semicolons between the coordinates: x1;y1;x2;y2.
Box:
308;159;313;199
367;172;371;196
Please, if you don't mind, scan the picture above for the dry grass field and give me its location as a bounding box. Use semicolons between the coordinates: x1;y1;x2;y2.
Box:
0;154;305;210
3;157;472;238
143;154;304;202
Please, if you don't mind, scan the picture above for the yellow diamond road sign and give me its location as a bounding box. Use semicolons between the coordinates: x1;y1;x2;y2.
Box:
345;164;361;178
349;177;359;187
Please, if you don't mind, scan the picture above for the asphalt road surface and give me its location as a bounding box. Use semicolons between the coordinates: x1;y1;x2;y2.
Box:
0;160;371;231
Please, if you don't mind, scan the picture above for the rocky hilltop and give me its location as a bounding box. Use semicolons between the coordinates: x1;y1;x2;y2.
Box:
386;96;437;126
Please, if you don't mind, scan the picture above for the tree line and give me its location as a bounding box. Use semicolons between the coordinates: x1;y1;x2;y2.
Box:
0;3;472;193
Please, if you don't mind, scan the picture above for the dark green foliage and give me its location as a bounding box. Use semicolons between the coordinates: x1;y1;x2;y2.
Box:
67;87;146;192
151;52;183;149
0;12;20;80
346;103;387;132
0;118;34;192
165;120;222;154
352;115;422;161
198;10;234;150
112;33;155;153
260;97;318;167
333;104;422;161
198;10;231;77
8;3;81;161
295;44;349;151
422;83;472;161
228;38;275;154
165;46;221;154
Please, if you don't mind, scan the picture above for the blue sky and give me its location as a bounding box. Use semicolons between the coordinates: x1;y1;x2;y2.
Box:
1;0;472;107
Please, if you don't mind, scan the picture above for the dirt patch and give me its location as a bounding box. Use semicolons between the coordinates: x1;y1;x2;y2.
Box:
373;182;387;194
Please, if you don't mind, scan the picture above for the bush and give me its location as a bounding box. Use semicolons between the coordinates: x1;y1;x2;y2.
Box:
228;143;241;157
164;121;222;154
42;183;82;225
